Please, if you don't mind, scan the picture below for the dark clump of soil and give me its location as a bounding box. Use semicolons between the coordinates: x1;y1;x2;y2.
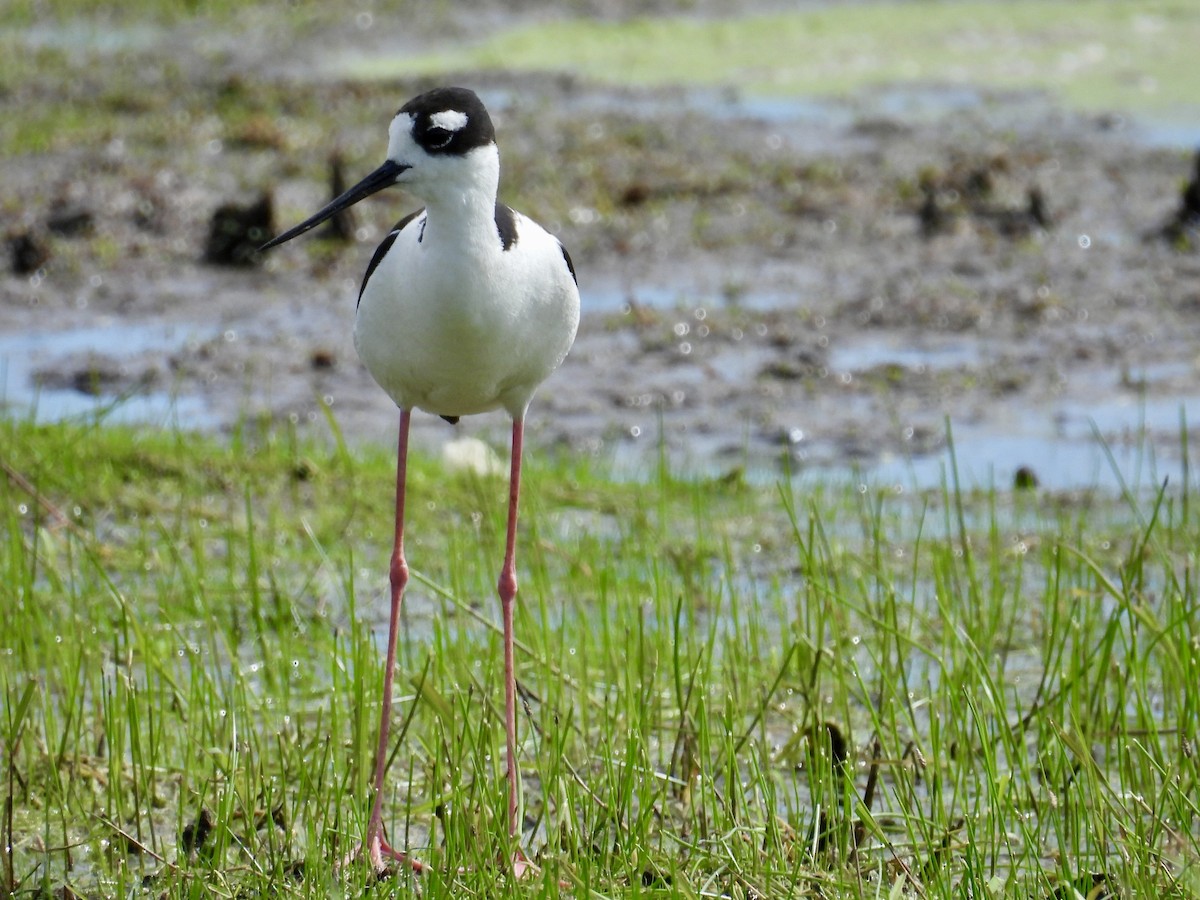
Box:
7;227;50;275
1155;147;1200;247
320;153;357;243
204;192;274;266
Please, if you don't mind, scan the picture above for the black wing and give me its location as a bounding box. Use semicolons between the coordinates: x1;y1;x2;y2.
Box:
558;241;578;285
358;209;426;306
494;202;518;251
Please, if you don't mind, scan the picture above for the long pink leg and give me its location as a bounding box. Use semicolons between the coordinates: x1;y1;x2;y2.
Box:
499;421;556;882
499;417;525;851
362;409;424;873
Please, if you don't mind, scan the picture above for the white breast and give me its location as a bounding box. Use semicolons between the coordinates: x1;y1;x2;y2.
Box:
353;211;580;419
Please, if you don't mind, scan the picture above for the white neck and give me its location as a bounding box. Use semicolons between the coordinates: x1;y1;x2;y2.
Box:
411;145;499;225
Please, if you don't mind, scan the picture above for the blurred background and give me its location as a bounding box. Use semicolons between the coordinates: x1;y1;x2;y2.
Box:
3;0;1200;490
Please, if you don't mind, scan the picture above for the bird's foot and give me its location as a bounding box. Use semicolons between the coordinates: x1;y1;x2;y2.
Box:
510;847;539;880
339;825;545;884
338;832;425;879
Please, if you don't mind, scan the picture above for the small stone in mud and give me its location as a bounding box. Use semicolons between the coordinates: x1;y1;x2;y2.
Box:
812;720;849;769
761;359;814;381
46;202;95;237
310;348;337;370
918;177;951;239
1013;465;1039;490
1157;148;1200;247
1179;148;1200;222
35;357;157;397
989;185;1052;238
7;227;50;274
963;165;994;202
759;347;824;381
181;807;216;856
72;367;114;396
203;192;274;266
619;182;653;207
1027;186;1051;229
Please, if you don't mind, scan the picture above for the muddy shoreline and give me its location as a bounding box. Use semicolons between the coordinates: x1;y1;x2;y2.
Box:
4;48;1199;489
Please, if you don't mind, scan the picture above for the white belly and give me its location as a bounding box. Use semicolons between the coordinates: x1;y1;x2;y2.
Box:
353;213;579;419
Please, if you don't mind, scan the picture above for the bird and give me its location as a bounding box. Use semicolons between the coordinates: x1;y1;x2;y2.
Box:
260;86;580;876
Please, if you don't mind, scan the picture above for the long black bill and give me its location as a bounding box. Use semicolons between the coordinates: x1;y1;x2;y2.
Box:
259;159;409;251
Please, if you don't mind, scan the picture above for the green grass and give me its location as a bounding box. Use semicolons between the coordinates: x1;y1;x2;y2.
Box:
342;0;1200;116
2;414;1198;897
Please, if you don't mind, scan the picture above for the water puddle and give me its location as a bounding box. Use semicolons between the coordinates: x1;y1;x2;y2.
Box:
0;322;214;428
864;423;1181;494
1122;117;1200;150
828;333;983;373
463;79;1199;156
583;279;798;314
7;22;165;54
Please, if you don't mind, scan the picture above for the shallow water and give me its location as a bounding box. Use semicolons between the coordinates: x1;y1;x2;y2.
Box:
0;322;214;428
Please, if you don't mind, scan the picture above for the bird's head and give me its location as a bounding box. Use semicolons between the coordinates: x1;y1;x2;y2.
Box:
260;87;499;251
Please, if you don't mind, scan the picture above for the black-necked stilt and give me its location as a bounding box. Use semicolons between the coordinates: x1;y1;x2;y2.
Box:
261;86;580;876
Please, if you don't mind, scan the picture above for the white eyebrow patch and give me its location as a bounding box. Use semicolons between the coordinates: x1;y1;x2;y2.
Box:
430;109;469;132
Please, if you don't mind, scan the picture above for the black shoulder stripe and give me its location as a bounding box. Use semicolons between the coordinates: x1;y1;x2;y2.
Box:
494;202;517;251
358;209;425;304
558;241;577;285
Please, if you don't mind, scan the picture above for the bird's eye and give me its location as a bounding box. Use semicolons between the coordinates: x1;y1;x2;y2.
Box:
425;126;453;150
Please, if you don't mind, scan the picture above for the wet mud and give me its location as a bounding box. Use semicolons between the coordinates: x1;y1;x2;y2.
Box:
3;50;1199;490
